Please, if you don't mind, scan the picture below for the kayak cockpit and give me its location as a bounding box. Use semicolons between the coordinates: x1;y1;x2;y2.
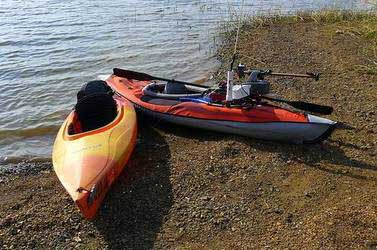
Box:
68;94;117;135
67;81;118;135
142;82;207;100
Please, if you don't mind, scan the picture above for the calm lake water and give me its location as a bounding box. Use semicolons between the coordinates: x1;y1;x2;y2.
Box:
0;0;374;162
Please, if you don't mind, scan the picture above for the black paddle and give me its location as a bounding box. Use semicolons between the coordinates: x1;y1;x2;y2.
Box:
113;68;333;115
113;68;207;88
261;96;333;115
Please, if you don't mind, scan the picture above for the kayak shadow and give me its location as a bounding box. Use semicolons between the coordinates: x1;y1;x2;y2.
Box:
240;139;377;180
152;121;376;179
94;120;173;249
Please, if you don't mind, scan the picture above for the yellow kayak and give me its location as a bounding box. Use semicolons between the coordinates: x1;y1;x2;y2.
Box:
52;81;137;219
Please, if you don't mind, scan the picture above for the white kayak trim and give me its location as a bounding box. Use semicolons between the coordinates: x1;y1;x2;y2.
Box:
97;74;112;81
307;114;336;125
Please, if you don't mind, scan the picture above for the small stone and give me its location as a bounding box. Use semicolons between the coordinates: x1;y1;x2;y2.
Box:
10;228;17;235
274;208;283;214
304;191;312;198
201;196;210;201
286;213;293;223
73;236;82;243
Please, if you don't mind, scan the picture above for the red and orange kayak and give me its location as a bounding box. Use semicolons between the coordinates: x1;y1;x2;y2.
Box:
104;70;336;144
53;81;137;219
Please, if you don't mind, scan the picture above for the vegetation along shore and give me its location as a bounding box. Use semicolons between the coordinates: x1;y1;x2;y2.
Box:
1;10;376;249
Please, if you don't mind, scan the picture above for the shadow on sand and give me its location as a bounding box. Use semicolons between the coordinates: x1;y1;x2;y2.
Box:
94;120;173;249
153;121;376;179
94;118;375;248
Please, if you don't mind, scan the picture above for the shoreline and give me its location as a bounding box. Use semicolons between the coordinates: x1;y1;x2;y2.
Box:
1;10;376;249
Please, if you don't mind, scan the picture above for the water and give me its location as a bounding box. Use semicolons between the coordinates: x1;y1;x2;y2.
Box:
0;0;373;162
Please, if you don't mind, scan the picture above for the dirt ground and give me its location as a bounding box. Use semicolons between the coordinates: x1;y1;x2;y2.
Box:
1;13;376;249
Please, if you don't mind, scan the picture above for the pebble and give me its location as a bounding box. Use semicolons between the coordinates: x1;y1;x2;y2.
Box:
274;208;284;214
304;191;312;198
286;214;294;224
201;196;209;201
73;236;82;243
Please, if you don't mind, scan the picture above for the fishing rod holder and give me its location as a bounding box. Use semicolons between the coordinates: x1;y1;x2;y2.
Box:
224;69;271;100
230;64;321;100
245;70;270;95
237;63;247;78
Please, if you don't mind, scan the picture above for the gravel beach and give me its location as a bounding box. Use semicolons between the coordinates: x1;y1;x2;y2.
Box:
1;12;376;249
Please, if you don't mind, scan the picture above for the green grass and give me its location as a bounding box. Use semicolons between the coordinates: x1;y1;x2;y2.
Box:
219;10;377;40
222;10;375;28
217;10;377;76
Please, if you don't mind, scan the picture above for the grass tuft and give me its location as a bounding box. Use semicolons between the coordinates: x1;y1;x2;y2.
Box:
215;10;377;77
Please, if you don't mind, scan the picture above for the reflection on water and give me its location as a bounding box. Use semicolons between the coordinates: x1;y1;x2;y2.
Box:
0;0;373;160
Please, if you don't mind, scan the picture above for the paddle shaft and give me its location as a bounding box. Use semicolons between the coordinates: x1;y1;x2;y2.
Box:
244;70;320;81
113;68;208;88
152;76;208;88
270;72;315;79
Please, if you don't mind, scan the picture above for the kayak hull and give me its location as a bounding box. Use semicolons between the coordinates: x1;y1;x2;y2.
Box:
52;96;137;219
135;103;335;144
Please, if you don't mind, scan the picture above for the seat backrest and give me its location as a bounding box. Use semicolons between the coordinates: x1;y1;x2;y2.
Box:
75;93;117;132
164;81;188;94
77;80;113;100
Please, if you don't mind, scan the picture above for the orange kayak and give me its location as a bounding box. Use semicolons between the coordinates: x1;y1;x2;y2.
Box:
104;70;336;144
52;81;137;219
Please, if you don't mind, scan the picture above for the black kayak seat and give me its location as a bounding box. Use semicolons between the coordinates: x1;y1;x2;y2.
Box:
77;80;113;100
164;81;188;94
75;93;117;133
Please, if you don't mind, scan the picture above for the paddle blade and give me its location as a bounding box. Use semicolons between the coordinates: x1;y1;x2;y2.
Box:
288;101;333;115
261;96;333;115
113;68;153;81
